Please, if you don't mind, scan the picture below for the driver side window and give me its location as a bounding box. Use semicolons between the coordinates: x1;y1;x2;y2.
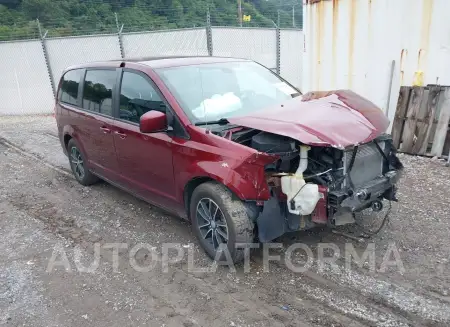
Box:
119;72;164;123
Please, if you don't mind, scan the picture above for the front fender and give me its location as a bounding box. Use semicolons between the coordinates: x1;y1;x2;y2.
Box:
179;156;272;201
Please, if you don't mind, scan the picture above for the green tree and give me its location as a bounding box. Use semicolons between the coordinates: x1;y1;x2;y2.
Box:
0;0;302;40
21;0;53;21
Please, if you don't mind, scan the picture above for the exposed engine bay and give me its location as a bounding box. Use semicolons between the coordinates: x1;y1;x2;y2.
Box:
215;127;404;242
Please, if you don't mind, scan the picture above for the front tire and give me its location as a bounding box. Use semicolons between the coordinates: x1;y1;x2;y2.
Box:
190;181;254;263
67;139;99;186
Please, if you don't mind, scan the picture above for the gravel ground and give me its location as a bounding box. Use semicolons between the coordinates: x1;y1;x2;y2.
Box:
0;116;449;327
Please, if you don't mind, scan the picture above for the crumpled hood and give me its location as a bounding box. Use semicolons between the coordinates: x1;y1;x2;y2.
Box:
228;90;390;149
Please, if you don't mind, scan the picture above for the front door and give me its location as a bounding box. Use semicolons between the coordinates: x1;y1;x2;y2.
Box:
112;70;177;210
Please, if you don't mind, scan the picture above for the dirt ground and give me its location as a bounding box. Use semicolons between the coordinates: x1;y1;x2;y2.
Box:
0;116;449;327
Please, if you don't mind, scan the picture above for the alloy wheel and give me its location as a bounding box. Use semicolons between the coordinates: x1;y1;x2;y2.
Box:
196;198;229;251
70;146;85;180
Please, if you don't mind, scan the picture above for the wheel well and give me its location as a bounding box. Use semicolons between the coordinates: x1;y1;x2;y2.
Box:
64;134;72;151
184;176;214;220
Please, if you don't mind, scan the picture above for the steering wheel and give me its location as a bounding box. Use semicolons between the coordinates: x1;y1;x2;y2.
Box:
240;90;274;109
240;90;257;100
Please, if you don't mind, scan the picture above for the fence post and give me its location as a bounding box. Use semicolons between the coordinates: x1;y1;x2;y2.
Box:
206;8;213;56
115;13;125;59
37;19;56;98
276;11;281;75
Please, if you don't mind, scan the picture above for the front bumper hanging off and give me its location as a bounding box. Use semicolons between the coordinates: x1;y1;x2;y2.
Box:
254;139;403;243
255;172;399;242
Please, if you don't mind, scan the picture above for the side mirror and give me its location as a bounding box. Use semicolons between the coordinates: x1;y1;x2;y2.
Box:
140;111;167;133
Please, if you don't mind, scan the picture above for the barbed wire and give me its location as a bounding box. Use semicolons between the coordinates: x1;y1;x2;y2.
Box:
0;4;303;41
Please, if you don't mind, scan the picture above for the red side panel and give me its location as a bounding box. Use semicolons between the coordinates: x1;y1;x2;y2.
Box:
311;185;328;224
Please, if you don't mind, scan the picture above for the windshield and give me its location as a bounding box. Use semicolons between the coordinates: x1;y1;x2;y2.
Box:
155;61;299;124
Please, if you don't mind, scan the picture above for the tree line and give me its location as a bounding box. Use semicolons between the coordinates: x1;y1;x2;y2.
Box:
0;0;302;40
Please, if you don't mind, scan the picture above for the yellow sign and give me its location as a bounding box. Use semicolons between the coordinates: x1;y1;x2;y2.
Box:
413;71;424;86
243;14;251;22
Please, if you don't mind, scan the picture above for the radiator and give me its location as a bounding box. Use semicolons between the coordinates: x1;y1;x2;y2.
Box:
343;142;384;188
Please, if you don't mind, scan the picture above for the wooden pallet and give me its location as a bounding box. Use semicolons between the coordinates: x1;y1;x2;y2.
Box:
391;85;450;157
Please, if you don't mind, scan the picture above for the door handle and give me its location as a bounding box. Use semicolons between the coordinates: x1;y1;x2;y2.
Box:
100;126;111;134
114;131;127;139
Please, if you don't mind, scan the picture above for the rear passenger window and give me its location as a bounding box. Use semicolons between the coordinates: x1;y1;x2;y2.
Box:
82;70;116;116
59;69;82;106
119;72;164;123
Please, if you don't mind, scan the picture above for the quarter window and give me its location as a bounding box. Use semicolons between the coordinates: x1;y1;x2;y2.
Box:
82;70;116;116
59;69;83;106
119;72;164;123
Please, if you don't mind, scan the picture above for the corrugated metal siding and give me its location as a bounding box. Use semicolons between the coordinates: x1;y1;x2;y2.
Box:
303;0;450;126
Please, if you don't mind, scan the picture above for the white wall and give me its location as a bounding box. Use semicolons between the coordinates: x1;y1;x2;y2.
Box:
0;40;54;115
302;0;450;126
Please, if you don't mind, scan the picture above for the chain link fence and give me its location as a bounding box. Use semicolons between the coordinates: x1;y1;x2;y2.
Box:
122;28;209;58
0;40;54;115
45;34;122;86
280;29;303;91
0;12;303;116
211;27;277;71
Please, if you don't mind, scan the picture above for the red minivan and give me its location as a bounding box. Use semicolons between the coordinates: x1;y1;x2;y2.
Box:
56;57;402;262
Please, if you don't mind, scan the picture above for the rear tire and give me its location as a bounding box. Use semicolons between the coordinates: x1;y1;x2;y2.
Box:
67;139;99;186
190;181;254;263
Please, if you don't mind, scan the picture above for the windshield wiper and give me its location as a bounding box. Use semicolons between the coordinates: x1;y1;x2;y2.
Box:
195;118;230;126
